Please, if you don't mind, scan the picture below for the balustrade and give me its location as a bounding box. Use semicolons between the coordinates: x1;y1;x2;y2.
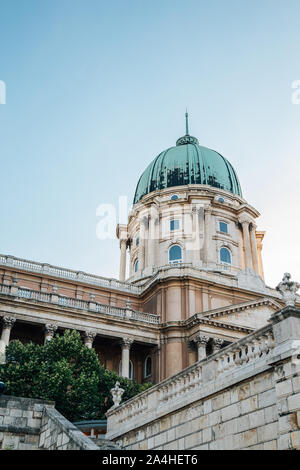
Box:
107;325;275;432
0;284;160;325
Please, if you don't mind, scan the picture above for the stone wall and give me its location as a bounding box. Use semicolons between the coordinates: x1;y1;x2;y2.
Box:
0;396;52;450
114;369;280;450
39;406;99;450
0;395;101;450
106;307;300;450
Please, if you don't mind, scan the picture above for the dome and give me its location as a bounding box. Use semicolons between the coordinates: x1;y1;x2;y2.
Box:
133;115;242;204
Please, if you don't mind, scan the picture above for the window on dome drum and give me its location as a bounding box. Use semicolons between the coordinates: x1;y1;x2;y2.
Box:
169;245;182;263
170;219;180;231
119;360;134;380
170;194;179;201
218;197;225;203
134;260;139;272
219;221;228;234
136;236;139;246
144;356;152;378
220;247;231;264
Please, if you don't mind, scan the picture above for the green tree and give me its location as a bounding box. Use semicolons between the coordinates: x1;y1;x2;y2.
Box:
0;330;152;422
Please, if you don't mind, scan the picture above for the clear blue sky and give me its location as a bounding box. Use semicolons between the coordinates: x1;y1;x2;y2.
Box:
0;0;299;288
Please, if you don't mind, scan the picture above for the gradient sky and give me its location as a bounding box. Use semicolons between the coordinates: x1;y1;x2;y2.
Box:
0;0;299;288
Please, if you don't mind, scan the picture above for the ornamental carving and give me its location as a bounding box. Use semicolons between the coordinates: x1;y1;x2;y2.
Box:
276;273;300;307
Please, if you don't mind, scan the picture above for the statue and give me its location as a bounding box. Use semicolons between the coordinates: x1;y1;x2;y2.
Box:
110;381;124;407
276;273;300;307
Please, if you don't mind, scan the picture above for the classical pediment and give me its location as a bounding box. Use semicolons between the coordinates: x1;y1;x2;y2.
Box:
200;297;282;329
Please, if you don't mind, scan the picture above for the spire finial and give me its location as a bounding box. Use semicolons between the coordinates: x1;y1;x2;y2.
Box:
185;109;189;135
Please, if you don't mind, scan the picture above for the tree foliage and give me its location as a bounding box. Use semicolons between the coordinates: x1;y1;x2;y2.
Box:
0;330;152;422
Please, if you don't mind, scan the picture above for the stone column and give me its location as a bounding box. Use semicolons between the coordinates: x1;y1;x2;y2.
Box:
193;335;210;361
138;218;146;272
44;324;58;343
191;206;201;265
212;338;225;354
0;317;16;354
240;219;253;270
249;224;259;274
148;214;156;269
119;239;127;281
256;233;265;279
204;207;212;264
120;338;133;378
84;330;96;349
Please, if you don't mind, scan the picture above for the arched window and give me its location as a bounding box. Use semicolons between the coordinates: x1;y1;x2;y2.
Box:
169;245;182;263
134;260;139;272
144;356;152;378
220;247;231;264
136;236;139;246
119;360;134;380
170;194;179;201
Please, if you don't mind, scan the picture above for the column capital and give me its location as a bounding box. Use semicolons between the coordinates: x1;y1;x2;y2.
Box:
193;334;210;346
84;330;97;341
213;338;225;351
119;238;127;248
2;316;16;329
45;323;58;335
239;216;251;226
121;337;134;349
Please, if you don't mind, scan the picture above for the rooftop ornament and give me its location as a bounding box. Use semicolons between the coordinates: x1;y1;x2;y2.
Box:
110;381;124;408
276;273;300;307
176;110;199;146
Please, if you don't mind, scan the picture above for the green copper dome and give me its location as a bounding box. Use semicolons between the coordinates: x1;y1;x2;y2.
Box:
133;116;242;204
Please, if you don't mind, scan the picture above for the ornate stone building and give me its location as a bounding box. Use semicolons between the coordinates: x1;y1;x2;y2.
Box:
0;116;297;384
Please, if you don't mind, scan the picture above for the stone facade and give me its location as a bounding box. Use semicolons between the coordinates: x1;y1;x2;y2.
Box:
0;395;111;450
106;307;300;450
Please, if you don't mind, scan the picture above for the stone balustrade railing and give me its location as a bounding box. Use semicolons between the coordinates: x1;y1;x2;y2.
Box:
1;254;242;297
0;284;160;325
106;324;274;434
0;254;142;294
